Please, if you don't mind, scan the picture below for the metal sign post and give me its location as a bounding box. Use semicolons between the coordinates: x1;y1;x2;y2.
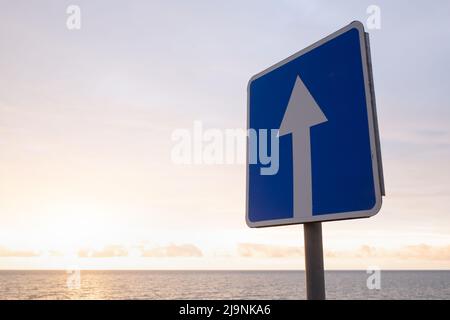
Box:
303;222;325;300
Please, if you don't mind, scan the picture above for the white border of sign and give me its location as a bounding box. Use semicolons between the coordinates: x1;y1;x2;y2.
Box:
246;21;383;228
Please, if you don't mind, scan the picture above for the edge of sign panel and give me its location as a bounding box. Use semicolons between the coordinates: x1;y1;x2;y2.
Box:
246;21;383;228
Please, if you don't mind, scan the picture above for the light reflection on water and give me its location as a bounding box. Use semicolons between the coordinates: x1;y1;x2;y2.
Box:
0;270;448;300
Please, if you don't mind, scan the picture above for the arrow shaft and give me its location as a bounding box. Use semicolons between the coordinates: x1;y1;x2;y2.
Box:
292;129;313;218
279;75;327;219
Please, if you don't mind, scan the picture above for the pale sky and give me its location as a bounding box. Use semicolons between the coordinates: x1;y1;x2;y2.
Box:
0;0;449;269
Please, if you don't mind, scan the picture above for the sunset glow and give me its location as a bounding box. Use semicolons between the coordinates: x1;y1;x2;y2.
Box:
0;1;449;272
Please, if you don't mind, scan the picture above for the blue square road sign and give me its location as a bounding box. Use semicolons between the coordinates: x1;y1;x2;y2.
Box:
246;21;384;227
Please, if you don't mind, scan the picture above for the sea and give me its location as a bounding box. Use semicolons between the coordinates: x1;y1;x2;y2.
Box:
0;270;448;300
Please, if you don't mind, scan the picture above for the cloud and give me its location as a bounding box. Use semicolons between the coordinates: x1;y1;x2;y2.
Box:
237;243;303;258
48;250;64;257
0;246;40;257
76;243;203;258
397;244;450;260
142;244;203;257
238;243;450;261
335;244;450;261
1;242;449;262
78;245;128;258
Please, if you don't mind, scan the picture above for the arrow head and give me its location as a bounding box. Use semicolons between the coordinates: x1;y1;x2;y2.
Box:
279;75;328;137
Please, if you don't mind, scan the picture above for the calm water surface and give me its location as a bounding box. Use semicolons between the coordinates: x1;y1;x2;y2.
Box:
0;270;448;300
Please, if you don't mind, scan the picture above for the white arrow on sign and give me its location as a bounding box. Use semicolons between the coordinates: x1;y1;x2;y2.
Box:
279;75;328;219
